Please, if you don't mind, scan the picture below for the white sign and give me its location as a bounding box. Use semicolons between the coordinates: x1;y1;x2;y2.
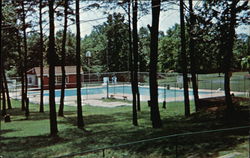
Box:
103;77;109;84
177;76;183;84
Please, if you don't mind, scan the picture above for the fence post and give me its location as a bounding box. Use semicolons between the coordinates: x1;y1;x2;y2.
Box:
107;82;109;99
123;82;124;96
163;84;166;109
16;78;18;99
248;135;250;158
211;79;212;97
220;77;222;90
175;82;177;102
244;76;246;96
238;78;239;92
102;149;105;158
86;83;88;100
175;136;178;158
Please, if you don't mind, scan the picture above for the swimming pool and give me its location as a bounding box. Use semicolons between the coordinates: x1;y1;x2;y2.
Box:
42;86;213;99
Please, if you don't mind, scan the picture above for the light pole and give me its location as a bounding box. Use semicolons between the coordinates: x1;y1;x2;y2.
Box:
106;40;109;72
86;51;91;83
85;51;91;99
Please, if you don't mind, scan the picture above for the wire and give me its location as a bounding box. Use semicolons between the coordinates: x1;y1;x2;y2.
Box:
160;10;178;25
56;125;250;158
2;16;108;32
1;0;177;31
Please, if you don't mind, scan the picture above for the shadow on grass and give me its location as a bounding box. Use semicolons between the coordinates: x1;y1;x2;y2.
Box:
58;114;116;127
25;111;77;121
0;129;19;136
1;100;249;158
6;107;24;116
3;107;50;121
0;134;69;158
65;105;250;158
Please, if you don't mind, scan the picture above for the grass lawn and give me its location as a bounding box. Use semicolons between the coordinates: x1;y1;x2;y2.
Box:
0;98;249;158
157;71;250;93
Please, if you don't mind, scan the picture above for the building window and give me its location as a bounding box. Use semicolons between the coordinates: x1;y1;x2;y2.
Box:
56;76;62;84
56;76;68;84
28;77;32;84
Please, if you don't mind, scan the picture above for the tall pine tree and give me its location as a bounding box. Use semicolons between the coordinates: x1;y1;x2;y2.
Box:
39;0;45;113
180;0;190;117
58;0;69;117
188;0;199;112
76;0;84;129
148;0;162;128
48;0;58;136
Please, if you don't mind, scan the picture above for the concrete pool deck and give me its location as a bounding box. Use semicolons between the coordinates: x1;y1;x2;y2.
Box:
9;86;245;108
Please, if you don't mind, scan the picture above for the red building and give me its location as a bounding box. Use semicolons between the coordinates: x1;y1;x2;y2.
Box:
27;66;84;89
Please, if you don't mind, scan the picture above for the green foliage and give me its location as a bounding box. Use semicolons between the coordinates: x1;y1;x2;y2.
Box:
193;0;249;73
82;25;107;73
158;24;181;72
55;30;77;66
1;1;249;77
138;27;150;72
27;33;44;68
1;3;19;73
82;13;130;73
241;56;250;73
105;13;130;72
1;1;40;76
233;34;249;70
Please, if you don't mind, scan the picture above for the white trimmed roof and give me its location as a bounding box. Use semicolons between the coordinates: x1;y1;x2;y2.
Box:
27;66;84;76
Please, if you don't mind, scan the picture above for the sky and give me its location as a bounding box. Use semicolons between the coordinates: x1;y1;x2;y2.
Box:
52;1;249;37
58;2;182;37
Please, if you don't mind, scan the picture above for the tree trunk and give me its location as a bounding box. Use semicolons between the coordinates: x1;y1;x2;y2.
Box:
128;0;138;126
48;0;58;136
180;0;190;117
149;0;162;128
1;1;11;110
1;81;6;116
0;0;2;116
21;69;25;110
224;1;238;113
76;0;84;129
188;0;199;111
136;88;140;111
21;1;29;116
39;0;44;113
132;0;141;112
25;97;29;118
3;70;11;109
59;0;69;117
17;31;25;111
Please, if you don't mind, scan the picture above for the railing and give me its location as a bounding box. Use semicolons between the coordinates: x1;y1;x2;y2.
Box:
56;125;250;158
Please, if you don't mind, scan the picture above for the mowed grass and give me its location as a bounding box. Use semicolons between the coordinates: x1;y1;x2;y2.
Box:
0;99;249;158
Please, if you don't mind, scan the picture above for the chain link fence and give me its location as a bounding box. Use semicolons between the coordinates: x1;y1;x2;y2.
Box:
56;125;250;158
6;71;250;105
3;72;250;158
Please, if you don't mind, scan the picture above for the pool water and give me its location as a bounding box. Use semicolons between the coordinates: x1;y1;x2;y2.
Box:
43;86;212;99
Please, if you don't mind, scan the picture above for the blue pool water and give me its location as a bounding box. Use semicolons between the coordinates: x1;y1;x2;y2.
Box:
43;86;212;99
